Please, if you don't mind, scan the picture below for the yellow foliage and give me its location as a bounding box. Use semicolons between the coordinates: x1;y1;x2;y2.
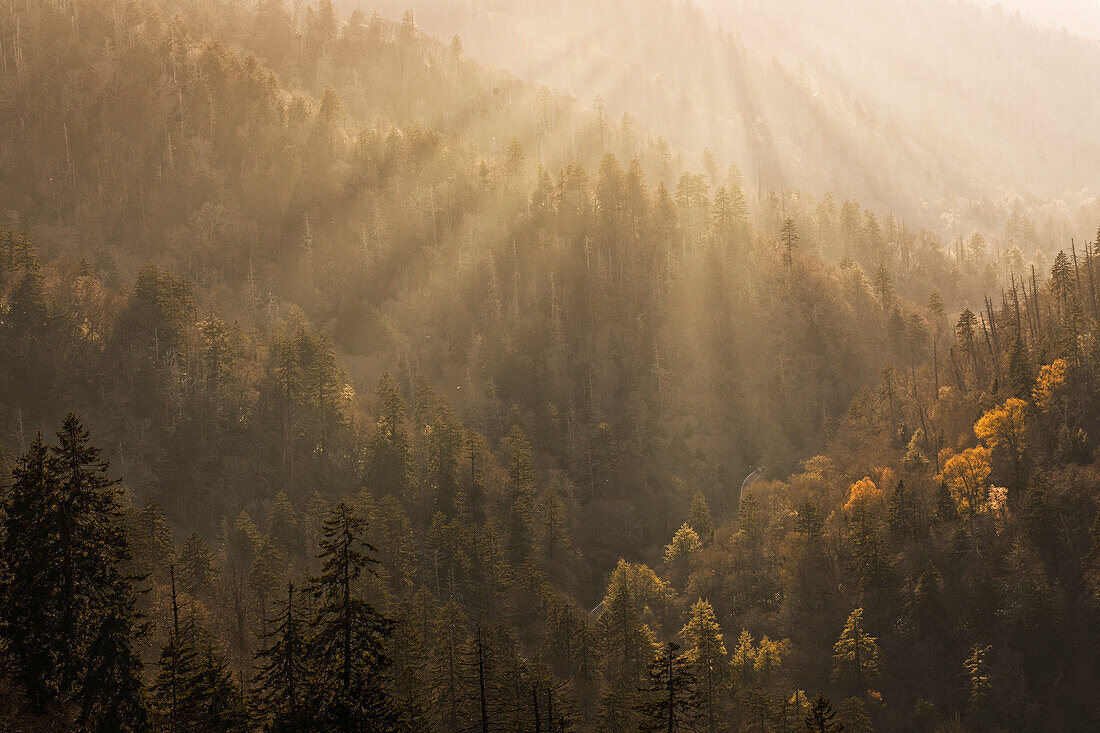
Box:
1033;358;1068;414
664;523;701;565
940;445;991;516
844;477;882;512
974;398;1027;457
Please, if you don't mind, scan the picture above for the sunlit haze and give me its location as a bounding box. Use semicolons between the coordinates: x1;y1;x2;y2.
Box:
1;0;1099;729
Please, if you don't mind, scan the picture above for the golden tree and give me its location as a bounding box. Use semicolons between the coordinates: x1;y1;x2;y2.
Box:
940;446;992;518
974;397;1028;487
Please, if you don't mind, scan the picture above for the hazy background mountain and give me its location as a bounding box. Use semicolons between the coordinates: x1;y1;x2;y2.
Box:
351;0;1100;239
988;0;1100;38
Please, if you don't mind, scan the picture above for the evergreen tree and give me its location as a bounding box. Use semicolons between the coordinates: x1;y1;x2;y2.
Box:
933;482;958;524
153;570;196;726
367;373;411;499
596;570;657;731
795;501;824;539
832;609;879;695
253;582;310;731
1;435;63;711
837;697;870;733
781;218;799;268
178;531;219;594
306;502;397;730
1007;334;1032;399
804;693;842;732
1;416;149;727
268;491;301;558
680;599;729;733
78;594;151;732
190;645;247;731
635;642;701;732
886;480;918;542
131;497;174;583
687;492;715;540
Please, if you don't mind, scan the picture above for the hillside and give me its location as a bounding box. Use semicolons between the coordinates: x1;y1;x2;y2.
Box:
358;0;1100;238
0;0;1099;730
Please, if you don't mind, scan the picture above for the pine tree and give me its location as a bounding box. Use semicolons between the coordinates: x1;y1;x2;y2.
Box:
152;567;198;728
1007;334;1032;400
912;563;945;641
781;218;799;268
596;570;657;732
964;644;993;725
934;482;958;524
306;502;396;730
250;534;287;636
795;501;824;539
680;599;729;733
268;491;301;558
635;642;701;732
187;643;248;732
804;693;842;732
1;416;149;726
846;505;894;600
367;372;411;498
886;480;918;542
78;593;151;732
837;697;870;733
253;582;310;731
832;609;879;695
687;492;715;540
1;434;63;711
431;598;474;732
178;531;219;594
131;497;174;583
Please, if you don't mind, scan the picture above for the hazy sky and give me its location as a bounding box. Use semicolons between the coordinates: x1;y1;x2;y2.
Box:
986;0;1100;38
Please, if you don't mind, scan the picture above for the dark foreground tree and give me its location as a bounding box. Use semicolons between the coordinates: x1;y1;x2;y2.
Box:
253;582;311;731
636;641;701;732
306;502;397;730
0;415;149;729
805;693;843;732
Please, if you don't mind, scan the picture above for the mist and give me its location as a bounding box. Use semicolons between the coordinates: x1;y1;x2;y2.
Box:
0;0;1099;730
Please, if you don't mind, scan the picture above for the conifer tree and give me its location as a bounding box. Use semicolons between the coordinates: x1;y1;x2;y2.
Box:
635;642;701;732
131;497;174;582
804;693;842;732
153;567;199;729
367;373;411;499
596;570;656;731
837;697;870;733
832;609;879;695
933;482;958;524
680;599;729;732
886;480;919;542
253;582;310;731
1;416;149;726
178;531;219;594
78;593;151;732
306;501;396;729
1;434;63;711
190;644;248;732
687;491;715;540
781;218;799;268
268;491;301;558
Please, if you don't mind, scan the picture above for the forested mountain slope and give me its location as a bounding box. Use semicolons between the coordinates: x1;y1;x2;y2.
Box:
358;0;1100;238
0;0;942;531
1;0;1099;730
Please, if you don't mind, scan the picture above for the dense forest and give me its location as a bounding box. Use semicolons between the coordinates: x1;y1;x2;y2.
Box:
1;0;1099;730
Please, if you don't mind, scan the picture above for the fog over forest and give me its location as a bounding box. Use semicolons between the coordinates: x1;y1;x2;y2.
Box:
0;0;1099;730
